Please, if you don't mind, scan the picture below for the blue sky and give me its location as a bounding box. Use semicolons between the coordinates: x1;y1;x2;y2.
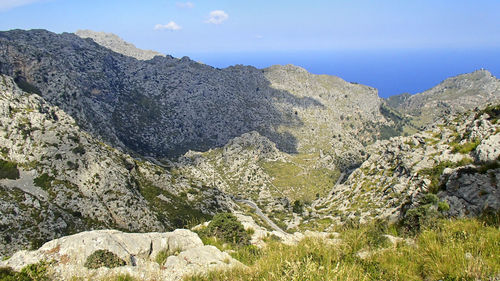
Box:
1;0;499;54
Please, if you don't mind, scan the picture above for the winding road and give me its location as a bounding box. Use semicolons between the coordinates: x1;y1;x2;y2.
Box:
235;199;286;234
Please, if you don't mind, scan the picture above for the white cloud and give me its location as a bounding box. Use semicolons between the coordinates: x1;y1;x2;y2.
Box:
0;0;45;11
176;1;194;9
206;10;228;25
154;21;182;31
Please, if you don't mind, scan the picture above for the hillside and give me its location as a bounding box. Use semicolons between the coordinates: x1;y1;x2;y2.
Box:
0;29;388;163
310;104;500;230
0;29;499;280
0;74;233;256
387;70;500;128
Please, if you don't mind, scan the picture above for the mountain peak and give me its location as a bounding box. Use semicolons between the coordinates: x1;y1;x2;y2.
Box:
75;29;164;60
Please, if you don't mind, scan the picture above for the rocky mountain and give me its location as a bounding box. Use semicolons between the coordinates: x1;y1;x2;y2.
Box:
0;28;499;265
311;104;500;229
75;30;164;60
0;29;389;162
386;70;500;128
0;74;233;256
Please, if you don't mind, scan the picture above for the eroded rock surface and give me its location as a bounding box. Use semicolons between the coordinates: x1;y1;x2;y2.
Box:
0;229;241;281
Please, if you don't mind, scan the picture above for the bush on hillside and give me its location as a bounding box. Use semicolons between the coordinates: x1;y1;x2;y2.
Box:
0;159;20;180
206;213;250;246
84;249;126;269
400;194;449;235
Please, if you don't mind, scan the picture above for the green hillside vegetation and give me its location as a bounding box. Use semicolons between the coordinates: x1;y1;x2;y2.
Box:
186;218;500;281
260;154;341;202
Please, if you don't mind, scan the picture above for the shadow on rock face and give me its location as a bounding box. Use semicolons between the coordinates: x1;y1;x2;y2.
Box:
0;29;325;157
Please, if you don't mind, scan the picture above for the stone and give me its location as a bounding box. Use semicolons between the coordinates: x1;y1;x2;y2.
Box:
0;229;241;281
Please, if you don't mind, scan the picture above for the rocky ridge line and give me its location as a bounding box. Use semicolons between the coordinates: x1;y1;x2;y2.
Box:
75;29;164;60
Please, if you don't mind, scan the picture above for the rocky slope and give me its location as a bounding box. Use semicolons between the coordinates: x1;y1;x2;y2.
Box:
75;30;164;60
387;70;500;128
0;74;233;256
312;104;500;229
0;28;499;260
0;29;389;163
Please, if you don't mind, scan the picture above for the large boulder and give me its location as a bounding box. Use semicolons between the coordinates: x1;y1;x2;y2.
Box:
0;229;242;281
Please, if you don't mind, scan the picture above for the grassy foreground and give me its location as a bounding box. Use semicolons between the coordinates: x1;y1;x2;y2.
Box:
186;218;499;281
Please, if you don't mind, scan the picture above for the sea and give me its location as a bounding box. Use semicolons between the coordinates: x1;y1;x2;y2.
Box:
184;48;500;98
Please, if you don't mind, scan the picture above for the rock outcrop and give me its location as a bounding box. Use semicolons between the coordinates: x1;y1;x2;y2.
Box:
387;70;500;128
75;30;164;60
0;229;241;281
313;106;500;227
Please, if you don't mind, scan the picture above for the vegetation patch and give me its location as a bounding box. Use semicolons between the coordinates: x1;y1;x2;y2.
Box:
450;138;481;154
477;104;500;123
0;159;20;180
0;261;50;281
137;178;211;229
400;194;448;235
33;173;54;190
71;145;86;155
261;155;340;202
418;159;473;193
205;213;250;246
84;249;126;269
187;218;500;281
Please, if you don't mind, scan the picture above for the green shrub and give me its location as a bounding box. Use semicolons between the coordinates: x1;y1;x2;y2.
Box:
0;159;20;180
84;249;126;269
451;138;481;154
292;200;304;213
400;195;449;235
207;213;250;246
0;261;51;281
0;267;19;281
19;262;50;281
420;193;439;205
438;200;450;212
71;145;86;155
33;173;54;190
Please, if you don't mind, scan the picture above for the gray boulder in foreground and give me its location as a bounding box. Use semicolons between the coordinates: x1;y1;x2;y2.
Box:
0;229;242;281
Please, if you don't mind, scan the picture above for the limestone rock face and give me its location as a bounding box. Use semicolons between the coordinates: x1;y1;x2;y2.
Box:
0;74;233;256
314;107;500;225
0;229;241;281
0;29;387;162
388;70;500;127
75;30;164;60
441;167;500;217
475;134;500;163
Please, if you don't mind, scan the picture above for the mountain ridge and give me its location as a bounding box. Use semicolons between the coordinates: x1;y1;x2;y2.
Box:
0;28;499;265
